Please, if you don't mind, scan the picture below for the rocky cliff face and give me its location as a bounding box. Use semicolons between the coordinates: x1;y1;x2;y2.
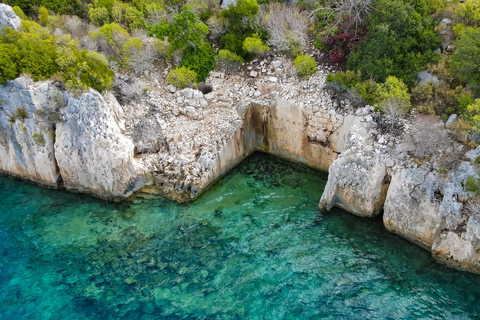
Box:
318;107;480;274
54;90;153;199
1;61;479;273
0;77;60;186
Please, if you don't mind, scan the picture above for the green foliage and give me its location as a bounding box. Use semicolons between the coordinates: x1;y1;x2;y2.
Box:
38;7;50;26
456;0;480;28
0;27;59;82
179;43;215;82
167;67;197;88
90;22;129;53
148;5;208;52
229;0;258;17
60;47;114;93
221;33;245;57
375;76;411;107
89;6;110;26
0;21;113;93
294;55;317;78
452;27;480;86
5;0;82;16
242;34;269;55
122;37;143;66
464;176;480;194
12;6;27;20
0;44;19;84
347;0;440;85
467;98;480;131
215;49;244;71
15;108;27;120
124;6;145;30
325;70;362;88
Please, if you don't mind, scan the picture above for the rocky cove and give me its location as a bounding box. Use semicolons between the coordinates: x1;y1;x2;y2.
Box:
1;56;480;276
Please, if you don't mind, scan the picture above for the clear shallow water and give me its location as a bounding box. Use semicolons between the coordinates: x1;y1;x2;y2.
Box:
0;153;479;320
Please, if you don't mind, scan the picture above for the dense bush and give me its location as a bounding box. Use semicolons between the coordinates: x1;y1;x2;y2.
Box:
179;42;215;82
242;34;269;55
375;76;411;109
294;55;317;78
0;21;113;93
347;0;440;85
452;27;480;86
148;5;208;52
167;67;197;88
215;49;244;71
320;18;366;64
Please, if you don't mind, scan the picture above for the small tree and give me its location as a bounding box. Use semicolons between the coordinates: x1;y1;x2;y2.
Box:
452;27;480;86
89;7;110;26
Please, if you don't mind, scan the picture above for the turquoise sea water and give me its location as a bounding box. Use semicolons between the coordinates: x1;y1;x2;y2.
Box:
1;152;480;319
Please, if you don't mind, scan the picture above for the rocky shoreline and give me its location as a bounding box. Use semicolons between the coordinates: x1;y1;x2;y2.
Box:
1;58;479;274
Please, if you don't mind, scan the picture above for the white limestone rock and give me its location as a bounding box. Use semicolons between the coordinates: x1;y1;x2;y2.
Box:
0;4;21;33
0;77;60;186
54;90;152;199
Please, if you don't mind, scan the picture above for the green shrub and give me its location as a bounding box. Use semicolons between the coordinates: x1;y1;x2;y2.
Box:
12;6;27;20
179;43;215;82
325;70;362;88
452;27;480;86
242;34;269;55
0;44;19;84
124;6;145;30
221;33;245;57
148;5;208;52
89;6;110;26
15;108;27;120
215;49;244;71
38;7;50;26
122;37;143;66
294;55;317;78
465;176;480;193
375;76;411;108
347;0;440;85
167;67;197;89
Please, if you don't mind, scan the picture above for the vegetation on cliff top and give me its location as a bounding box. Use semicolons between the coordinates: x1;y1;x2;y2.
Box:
0;0;480;145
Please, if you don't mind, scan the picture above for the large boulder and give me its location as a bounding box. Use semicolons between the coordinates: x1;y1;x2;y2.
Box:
54;90;153;199
0;4;21;33
319;113;391;217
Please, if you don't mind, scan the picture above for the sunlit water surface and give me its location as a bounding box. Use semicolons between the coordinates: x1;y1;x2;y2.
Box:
1;153;479;319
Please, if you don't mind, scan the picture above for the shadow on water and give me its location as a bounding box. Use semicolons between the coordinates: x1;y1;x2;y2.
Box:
0;152;479;319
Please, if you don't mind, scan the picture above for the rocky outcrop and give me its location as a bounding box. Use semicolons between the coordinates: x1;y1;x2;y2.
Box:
0;77;60;186
0;4;21;33
54;90;153;199
1;51;479;274
319;107;392;217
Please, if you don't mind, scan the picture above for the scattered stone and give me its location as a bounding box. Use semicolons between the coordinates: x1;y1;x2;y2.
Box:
249;71;258;78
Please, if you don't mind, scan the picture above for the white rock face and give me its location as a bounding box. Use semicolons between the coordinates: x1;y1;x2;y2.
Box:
384;167;443;248
0;77;60;186
0;4;21;33
54;90;153;199
319;113;390;217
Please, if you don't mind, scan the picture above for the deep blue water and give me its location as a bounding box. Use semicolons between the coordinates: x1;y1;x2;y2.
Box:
0;152;479;319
